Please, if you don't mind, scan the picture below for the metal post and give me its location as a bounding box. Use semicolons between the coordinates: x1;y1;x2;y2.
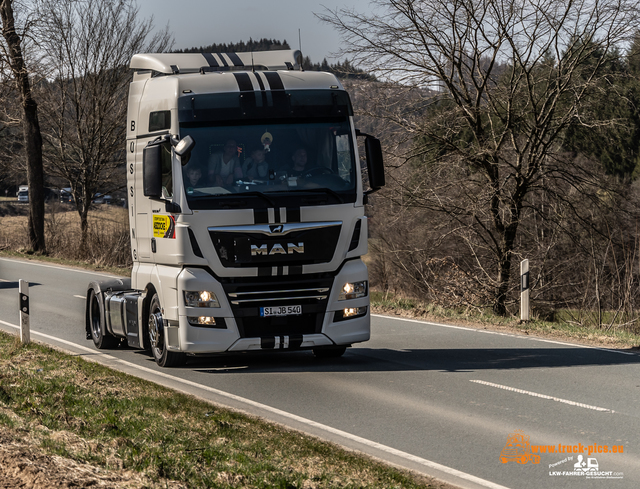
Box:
520;260;530;322
19;279;30;344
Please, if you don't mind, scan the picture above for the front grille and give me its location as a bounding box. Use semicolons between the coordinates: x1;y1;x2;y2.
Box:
221;275;333;338
228;286;329;305
209;222;342;268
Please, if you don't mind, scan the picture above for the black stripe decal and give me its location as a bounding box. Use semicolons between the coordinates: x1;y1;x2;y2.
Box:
276;266;284;276
261;337;275;349
273;207;281;224
264;72;288;110
254;208;269;224
226;52;244;66
289;335;303;349
202;53;219;67
289;266;303;275
216;53;229;67
254;73;268;107
233;72;253;92
287;207;301;223
258;267;272;277
254;72;265;91
264;72;284;90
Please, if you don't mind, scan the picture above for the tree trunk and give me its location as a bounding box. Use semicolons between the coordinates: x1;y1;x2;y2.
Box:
1;0;46;253
494;251;512;316
493;222;520;316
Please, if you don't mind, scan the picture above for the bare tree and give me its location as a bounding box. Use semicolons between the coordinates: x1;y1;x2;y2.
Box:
34;0;172;253
320;0;640;315
0;0;46;253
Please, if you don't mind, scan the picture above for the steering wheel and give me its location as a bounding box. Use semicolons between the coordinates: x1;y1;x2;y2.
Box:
303;167;335;178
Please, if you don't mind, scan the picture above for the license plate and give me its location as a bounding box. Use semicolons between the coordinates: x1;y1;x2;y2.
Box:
260;305;302;317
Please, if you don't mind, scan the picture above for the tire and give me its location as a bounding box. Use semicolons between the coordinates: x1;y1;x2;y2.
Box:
313;346;347;358
148;293;186;367
88;289;118;349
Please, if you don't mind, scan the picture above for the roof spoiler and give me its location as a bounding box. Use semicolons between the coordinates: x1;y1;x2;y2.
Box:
130;50;303;74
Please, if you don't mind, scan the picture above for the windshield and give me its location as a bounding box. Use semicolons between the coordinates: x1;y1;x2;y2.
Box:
179;118;356;208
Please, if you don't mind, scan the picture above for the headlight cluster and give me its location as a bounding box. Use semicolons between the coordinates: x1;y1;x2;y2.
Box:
338;281;368;301
184;290;220;308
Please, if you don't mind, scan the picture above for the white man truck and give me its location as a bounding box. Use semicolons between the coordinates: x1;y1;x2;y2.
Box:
85;50;385;367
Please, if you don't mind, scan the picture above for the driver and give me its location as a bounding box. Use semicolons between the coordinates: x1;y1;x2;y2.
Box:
287;148;309;177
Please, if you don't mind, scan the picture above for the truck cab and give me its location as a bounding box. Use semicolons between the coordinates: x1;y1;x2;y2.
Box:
86;50;384;367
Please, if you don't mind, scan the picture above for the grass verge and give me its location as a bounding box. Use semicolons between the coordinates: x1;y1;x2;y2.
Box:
0;331;438;489
371;291;640;350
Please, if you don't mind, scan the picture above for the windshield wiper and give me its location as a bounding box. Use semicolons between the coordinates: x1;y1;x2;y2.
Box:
231;191;276;207
188;191;276;207
286;187;345;204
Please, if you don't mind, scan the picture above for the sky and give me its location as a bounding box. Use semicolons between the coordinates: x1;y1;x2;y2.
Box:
135;0;375;64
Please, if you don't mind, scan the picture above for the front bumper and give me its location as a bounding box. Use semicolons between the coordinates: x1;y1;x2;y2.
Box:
173;260;370;353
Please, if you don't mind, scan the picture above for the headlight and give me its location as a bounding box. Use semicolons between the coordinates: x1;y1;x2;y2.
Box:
338;280;368;300
184;290;220;308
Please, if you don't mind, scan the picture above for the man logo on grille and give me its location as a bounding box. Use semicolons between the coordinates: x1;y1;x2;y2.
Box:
251;243;304;255
270;225;284;233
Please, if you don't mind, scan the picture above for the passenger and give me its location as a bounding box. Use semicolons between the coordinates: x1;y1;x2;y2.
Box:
242;146;269;181
184;166;202;193
208;139;242;186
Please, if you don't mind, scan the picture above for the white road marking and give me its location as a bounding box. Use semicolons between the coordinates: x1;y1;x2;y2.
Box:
0;319;510;489
470;380;614;413
373;314;638;356
0;257;122;279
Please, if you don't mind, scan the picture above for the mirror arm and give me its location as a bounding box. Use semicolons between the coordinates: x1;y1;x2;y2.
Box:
355;129;374;139
148;195;181;213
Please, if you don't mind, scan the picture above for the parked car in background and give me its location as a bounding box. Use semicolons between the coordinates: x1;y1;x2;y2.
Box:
59;188;74;203
17;185;28;203
92;193;112;204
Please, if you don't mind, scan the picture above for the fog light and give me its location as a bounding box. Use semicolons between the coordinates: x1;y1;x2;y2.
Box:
338;281;368;300
187;316;216;326
333;306;367;322
344;306;367;317
184;290;220;307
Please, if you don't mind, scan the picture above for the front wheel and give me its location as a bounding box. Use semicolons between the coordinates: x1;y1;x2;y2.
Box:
148;293;186;367
88;289;117;349
313;346;347;358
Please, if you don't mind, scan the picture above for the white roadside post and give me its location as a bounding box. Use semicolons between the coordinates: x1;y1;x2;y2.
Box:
19;279;30;344
520;259;530;322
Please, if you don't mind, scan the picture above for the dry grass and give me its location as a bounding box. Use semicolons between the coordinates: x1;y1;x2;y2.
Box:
0;203;132;269
0;332;442;489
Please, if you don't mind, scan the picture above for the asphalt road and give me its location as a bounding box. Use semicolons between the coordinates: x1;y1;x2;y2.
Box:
1;257;639;489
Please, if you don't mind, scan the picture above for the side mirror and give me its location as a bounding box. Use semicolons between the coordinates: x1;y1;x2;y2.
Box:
143;141;163;198
365;136;385;190
174;135;195;164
